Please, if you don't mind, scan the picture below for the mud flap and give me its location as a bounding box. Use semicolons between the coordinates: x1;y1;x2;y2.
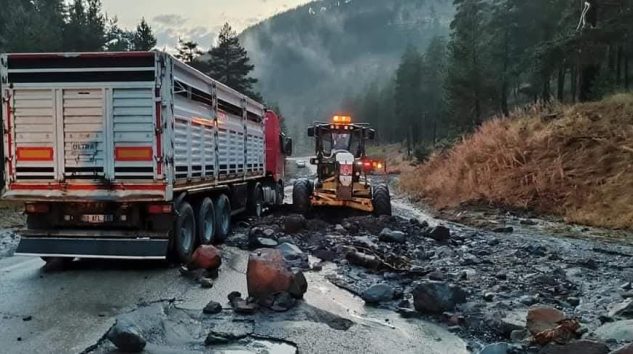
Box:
15;237;169;259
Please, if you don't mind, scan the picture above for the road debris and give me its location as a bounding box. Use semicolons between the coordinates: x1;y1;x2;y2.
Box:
106;319;146;353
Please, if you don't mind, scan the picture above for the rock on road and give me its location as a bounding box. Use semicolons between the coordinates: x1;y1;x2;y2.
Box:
0;246;468;354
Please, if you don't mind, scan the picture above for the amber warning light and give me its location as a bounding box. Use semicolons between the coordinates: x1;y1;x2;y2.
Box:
332;115;351;124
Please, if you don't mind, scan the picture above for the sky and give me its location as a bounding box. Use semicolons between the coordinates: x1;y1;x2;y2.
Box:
101;0;312;50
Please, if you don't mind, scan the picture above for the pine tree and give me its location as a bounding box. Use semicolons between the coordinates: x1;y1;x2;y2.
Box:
205;23;259;97
105;17;133;51
175;39;203;64
446;0;494;128
132;18;156;51
395;45;423;153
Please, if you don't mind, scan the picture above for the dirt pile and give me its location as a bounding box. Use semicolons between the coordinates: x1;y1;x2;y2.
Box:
400;94;633;230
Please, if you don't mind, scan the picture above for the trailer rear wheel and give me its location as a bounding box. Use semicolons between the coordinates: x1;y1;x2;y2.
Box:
372;184;392;216
247;183;264;217
197;197;216;245
293;179;312;214
214;194;231;242
174;202;196;263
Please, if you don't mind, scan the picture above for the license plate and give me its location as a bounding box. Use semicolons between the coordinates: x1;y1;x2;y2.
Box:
81;214;113;224
340;164;353;176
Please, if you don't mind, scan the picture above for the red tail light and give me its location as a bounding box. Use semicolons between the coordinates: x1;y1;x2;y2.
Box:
25;203;50;214
147;204;173;214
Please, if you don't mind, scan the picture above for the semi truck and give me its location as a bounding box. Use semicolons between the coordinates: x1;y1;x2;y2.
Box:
0;51;292;263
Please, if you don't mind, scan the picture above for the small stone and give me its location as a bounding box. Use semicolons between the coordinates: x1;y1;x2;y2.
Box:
428;271;445;281
567;297;580;307
203;301;222;315
228;291;242;302
538;340;609;354
199;277;214;288
519;295;537;306
611;343;633;354
397;307;418;318
520;219;538;226
288;271;308;299
232;299;258;315
484;293;495;302
106;319;146;353
361;284;395;304
22;316;32;321
427;226;451;242
621;282;632;291
271;292;297;312
492;226;514;233
379;228;406;243
205;333;231;345
335;224;346;233
510;329;529;343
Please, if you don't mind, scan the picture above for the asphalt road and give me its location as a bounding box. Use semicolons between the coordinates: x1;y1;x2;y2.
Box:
0;245;468;354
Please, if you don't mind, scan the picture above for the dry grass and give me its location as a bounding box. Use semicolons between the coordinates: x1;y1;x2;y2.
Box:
400;94;633;230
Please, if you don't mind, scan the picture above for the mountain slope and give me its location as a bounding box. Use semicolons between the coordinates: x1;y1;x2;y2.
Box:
240;0;454;138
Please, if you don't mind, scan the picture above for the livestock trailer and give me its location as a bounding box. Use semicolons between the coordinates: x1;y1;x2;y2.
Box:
0;51;292;262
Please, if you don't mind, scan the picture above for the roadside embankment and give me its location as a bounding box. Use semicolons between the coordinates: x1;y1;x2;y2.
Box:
400;94;633;230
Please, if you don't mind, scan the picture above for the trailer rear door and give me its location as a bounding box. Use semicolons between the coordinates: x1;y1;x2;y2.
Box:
1;52;167;201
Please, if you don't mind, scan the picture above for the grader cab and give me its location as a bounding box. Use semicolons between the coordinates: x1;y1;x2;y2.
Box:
292;115;391;216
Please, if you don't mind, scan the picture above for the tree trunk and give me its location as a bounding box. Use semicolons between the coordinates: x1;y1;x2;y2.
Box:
626;55;630;91
579;0;599;102
617;46;623;87
542;73;551;102
557;67;565;102
501;81;509;116
571;66;578;102
474;99;482;127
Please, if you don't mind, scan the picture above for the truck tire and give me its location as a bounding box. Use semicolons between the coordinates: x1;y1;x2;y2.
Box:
214;194;231;242
293;179;312;214
247;182;264;217
275;181;284;206
372;184;392;216
174;202;196;263
197;197;216;245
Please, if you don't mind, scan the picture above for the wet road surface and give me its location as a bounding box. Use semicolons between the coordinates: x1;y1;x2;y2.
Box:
0;246;468;354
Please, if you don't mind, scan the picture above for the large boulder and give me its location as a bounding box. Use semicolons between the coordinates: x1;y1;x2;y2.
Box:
361;284;395;304
246;249;294;299
594;319;633;342
283;215;307;234
276;242;309;269
611;343;633;354
538;340;609;354
412;281;467;313
106;319;146;353
190;245;222;270
609;299;633;318
527;306;566;335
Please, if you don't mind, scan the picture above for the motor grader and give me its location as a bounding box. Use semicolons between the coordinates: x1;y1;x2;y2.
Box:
292;115;391;216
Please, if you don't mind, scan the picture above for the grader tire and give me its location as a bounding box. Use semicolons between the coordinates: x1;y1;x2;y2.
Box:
372;184;392;216
292;179;312;214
